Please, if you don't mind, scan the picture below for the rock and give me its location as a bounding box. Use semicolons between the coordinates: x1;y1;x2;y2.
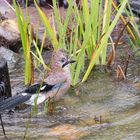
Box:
0;0;16;20
117;0;140;17
0;2;68;50
0;12;7;21
0;19;21;52
0;47;21;71
129;0;140;16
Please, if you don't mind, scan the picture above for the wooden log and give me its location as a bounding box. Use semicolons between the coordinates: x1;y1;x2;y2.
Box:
0;58;12;97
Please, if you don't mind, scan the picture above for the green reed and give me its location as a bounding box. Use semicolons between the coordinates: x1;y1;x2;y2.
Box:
13;0;34;85
34;0;129;85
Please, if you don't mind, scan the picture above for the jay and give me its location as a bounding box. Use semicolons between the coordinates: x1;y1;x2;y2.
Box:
0;49;75;136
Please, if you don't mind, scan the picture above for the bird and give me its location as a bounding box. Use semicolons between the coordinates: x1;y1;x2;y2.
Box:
0;49;75;109
0;49;75;136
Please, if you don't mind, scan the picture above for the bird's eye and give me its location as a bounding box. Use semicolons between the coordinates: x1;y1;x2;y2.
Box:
61;58;66;63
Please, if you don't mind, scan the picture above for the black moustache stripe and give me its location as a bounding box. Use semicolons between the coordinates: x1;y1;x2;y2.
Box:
62;60;75;68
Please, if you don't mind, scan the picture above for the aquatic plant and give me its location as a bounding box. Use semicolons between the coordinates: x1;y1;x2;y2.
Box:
13;0;34;85
34;0;128;85
77;0;128;83
13;0;132;86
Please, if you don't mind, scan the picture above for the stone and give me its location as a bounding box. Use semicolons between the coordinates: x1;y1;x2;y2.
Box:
0;47;21;71
129;0;140;16
0;19;21;52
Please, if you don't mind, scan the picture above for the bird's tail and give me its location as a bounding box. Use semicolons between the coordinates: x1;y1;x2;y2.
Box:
0;93;31;112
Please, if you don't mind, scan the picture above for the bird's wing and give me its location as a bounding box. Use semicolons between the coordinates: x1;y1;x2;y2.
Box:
22;82;54;94
0;93;31;112
23;82;65;106
22;72;67;94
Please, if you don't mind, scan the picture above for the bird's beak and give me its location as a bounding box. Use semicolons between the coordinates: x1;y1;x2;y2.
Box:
62;60;76;68
69;60;76;64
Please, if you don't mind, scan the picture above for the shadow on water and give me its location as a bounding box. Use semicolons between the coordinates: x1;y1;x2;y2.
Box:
1;62;140;140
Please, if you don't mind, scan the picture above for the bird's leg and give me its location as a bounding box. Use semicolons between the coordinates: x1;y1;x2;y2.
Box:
47;97;56;114
0;114;6;136
54;83;63;97
47;84;62;114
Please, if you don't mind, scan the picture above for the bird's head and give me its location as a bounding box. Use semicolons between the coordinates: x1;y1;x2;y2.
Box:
51;49;75;70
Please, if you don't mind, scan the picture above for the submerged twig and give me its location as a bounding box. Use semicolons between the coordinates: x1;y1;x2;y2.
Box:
124;48;140;77
107;36;116;66
107;22;130;66
116;65;126;80
124;53;131;76
0;114;6;136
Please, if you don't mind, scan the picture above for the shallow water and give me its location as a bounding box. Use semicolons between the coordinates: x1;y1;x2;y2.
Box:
1;65;140;140
1;1;140;139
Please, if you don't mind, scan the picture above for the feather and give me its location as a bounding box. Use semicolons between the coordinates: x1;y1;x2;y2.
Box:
23;82;54;94
0;94;31;112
